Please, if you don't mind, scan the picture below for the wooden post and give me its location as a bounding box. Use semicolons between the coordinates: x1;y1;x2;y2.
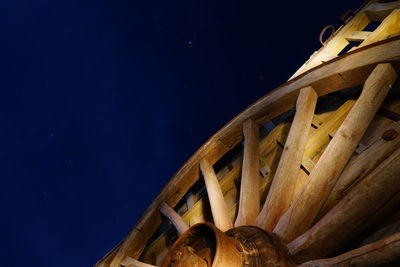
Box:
200;158;233;231
298;233;400;267
288;146;400;262
235;119;260;226
159;202;189;235
255;87;317;231
273;63;397;243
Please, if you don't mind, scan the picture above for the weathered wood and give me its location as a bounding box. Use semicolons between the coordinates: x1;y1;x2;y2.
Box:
318;121;400;218
200;158;233;231
274;63;397;243
287;146;400;262
256;87;317;231
365;0;400;21
298;233;400;267
107;37;400;266
159;202;189;235
360;9;400;48
121;256;157;267
346;30;372;42
235;119;260;226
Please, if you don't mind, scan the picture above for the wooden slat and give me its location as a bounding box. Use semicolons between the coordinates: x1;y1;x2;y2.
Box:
235;119;260;226
318;122;400;218
159;202;189;235
273;63;397;243
200;158;233;231
360;9;400;48
256;87;317;231
107;37;400;267
365;0;400;21
298;233;400;267
346;30;372;42
287;145;400;262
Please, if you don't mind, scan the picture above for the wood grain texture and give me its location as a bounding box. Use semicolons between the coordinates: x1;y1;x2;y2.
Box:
318;121;400;218
273;63;397;244
288;146;400;262
235;119;260;226
256;87;317;231
159;202;189;235
200;158;233;231
106;37;400;267
298;233;400;267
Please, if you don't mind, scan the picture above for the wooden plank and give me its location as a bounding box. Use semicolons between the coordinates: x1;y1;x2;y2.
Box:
318;122;400;218
287;146;400;262
107;37;400;267
365;0;400;21
159;202;189;235
360;9;400;48
255;87;317;231
298;233;400;267
200;158;233;231
273;63;397;243
235;119;260;226
346;30;372;42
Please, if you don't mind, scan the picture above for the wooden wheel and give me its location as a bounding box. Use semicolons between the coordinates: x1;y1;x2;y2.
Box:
95;1;400;266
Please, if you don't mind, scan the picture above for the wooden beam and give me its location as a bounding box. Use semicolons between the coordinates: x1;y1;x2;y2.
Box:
273;63;397;243
365;0;400;21
107;37;400;267
360;9;400;48
256;87;317;231
159;202;189;235
346;30;372;42
235;119;260;226
287;145;400;262
318;122;400;218
200;158;233;231
298;233;400;266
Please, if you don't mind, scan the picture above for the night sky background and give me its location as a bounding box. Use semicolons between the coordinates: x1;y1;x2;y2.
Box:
1;0;363;266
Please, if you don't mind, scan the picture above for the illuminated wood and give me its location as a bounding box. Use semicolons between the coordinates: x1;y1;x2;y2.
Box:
256;86;317;231
235;119;260;226
200;158;233;231
298;233;400;267
365;0;400;21
274;63;397;243
287;146;400;262
318;122;400;218
159;202;189;235
360;9;400;48
345;30;372;42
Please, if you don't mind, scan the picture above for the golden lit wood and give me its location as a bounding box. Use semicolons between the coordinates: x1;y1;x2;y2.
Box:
235;119;260;226
318;122;400;218
346;31;372;42
298;232;400;267
121;256;157;267
274;63;397;243
256;86;317;231
159;202;189;235
287;146;400;262
200;158;233;231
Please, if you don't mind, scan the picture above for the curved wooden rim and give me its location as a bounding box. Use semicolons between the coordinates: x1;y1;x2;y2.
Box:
98;35;400;267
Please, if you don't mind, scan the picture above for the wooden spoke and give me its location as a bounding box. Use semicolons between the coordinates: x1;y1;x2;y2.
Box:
121;256;157;267
255;86;317;231
298;232;400;267
287;146;400;262
235;119;260;227
159;202;189;235
318;122;400;219
200;158;233;231
273;63;397;243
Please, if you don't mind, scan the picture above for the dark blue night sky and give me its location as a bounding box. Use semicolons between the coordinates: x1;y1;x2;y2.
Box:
0;0;362;266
